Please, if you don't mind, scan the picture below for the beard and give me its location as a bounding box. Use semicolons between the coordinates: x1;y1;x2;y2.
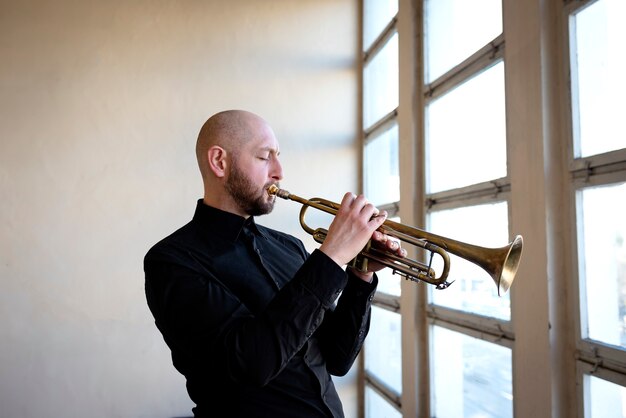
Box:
225;159;276;217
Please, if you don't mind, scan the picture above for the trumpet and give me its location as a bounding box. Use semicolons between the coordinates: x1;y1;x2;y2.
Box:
267;185;523;295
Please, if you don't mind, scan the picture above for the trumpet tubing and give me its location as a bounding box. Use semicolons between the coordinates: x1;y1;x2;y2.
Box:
267;185;523;295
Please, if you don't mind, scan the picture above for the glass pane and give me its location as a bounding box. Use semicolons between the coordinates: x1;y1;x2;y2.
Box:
585;375;626;418
364;306;402;394
429;202;511;320
363;0;398;51
572;0;626;157
426;62;507;193
365;386;402;418
376;263;401;296
364;124;400;206
425;0;502;82
578;182;626;348
431;326;513;418
364;32;399;129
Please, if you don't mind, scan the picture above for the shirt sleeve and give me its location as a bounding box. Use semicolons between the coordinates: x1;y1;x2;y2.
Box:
145;247;353;388
315;269;378;376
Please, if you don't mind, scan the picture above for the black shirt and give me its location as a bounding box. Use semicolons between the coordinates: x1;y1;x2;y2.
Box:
144;200;377;417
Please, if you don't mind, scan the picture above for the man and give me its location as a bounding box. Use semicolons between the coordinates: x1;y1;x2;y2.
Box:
144;110;404;417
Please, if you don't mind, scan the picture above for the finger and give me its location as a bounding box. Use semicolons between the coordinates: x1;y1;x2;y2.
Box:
352;194;369;213
339;192;356;209
371;209;387;226
372;230;385;242
363;203;378;219
386;239;399;251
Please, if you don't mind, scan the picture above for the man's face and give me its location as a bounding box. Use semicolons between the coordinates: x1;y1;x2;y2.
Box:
225;154;277;216
224;121;283;217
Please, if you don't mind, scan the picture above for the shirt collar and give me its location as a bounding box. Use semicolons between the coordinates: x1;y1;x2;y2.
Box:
192;199;266;243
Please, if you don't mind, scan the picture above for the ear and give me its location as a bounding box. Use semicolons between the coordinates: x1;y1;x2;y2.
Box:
207;145;228;178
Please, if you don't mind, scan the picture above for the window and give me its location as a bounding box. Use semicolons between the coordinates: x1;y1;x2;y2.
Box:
570;0;626;158
361;1;401;416
425;62;507;193
569;0;626;415
359;0;626;416
423;0;512;415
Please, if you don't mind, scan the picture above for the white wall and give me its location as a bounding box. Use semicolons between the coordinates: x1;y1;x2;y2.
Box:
0;1;359;416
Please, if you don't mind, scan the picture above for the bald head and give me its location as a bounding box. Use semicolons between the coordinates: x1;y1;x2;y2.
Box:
196;110;267;180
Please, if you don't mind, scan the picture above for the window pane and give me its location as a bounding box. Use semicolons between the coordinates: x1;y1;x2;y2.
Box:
364;32;398;129
578;182;626;347
363;0;398;51
585;375;626;418
425;0;502;82
365;386;402;418
375;264;401;297
426;62;507;193
431;326;512;418
364;124;400;206
429;202;511;320
572;0;626;157
364;306;402;394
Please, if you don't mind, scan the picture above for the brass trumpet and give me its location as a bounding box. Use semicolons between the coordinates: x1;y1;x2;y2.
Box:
267;185;523;295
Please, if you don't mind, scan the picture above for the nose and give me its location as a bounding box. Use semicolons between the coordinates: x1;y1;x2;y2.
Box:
270;157;283;181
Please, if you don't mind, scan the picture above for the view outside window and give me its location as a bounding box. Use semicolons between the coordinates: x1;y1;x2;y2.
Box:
365;387;402;418
586;375;626;418
364;306;403;394
363;33;399;129
431;326;512;418
363;0;398;50
426;62;507;193
578;182;626;348
364;124;399;206
571;0;626;157
425;0;502;82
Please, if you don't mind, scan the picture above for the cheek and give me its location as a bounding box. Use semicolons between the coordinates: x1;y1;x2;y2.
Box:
244;166;269;188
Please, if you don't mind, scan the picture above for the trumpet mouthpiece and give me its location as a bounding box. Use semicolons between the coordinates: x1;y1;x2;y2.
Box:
267;185;290;199
267;184;279;195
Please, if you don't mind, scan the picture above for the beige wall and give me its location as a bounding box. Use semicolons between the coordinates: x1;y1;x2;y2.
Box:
0;1;359;416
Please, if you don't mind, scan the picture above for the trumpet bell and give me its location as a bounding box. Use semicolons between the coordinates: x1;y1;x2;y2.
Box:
495;234;524;295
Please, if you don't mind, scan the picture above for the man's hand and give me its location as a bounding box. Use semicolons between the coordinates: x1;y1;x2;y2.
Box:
348;230;407;282
319;192;406;282
319;193;386;267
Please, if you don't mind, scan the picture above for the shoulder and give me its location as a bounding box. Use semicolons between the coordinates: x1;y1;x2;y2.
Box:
144;220;200;266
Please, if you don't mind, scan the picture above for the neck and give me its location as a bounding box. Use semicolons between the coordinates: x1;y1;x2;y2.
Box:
202;189;250;219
